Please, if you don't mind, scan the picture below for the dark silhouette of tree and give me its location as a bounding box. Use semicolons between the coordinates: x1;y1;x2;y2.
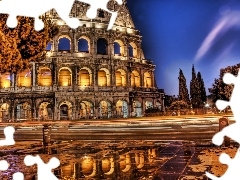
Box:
196;72;207;107
209;63;240;103
190;65;198;108
190;65;207;108
0;15;58;73
178;68;190;103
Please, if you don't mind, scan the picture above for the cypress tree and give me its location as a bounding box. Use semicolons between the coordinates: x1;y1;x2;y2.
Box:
178;68;189;103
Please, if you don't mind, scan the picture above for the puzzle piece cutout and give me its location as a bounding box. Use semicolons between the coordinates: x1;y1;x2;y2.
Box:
78;0;123;30
206;149;240;179
0;126;15;146
24;155;60;180
0;0;122;31
206;69;240;179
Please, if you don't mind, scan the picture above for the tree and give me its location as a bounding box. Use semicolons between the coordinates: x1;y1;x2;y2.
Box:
0;15;58;73
190;65;198;108
209;63;240;103
169;100;188;110
196;72;207;107
190;65;207;108
178;68;190;103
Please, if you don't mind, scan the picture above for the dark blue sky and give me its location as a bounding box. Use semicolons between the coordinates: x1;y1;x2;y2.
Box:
127;0;240;95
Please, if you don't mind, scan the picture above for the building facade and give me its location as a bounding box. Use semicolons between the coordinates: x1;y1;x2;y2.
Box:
0;0;164;121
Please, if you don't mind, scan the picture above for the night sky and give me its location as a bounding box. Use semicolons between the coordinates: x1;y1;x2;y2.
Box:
127;0;240;95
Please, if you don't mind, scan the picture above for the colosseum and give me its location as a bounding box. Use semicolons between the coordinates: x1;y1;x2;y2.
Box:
0;0;165;121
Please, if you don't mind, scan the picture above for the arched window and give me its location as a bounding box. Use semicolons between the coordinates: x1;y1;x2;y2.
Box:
128;44;133;57
46;42;52;51
98;70;107;86
59;68;71;86
17;69;31;87
0;73;11;88
79;69;90;86
97;38;108;55
144;72;152;88
38;67;52;86
58;37;70;52
116;100;128;118
114;42;121;55
115;69;126;86
131;71;140;87
129;42;138;58
78;38;89;53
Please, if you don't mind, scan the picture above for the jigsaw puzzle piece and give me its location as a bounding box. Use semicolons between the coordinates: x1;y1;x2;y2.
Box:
216;100;229;111
212;123;240;146
24;155;60;180
78;0;122;30
206;149;240;180
54;0;80;29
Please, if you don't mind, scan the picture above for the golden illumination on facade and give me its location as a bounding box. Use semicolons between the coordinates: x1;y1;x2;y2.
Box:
0;73;10;88
0;103;9;121
144;72;152;88
115;69;126;86
79;69;91;86
17;69;31;87
38;67;52;86
98;69;110;86
79;101;93;119
131;70;140;87
58;68;72;86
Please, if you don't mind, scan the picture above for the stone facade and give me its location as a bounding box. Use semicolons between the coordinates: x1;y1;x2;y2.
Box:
0;1;164;121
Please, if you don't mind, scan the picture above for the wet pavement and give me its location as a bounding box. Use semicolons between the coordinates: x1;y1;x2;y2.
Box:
0;140;238;180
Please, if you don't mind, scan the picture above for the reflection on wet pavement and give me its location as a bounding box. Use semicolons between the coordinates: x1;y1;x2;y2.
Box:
0;140;238;180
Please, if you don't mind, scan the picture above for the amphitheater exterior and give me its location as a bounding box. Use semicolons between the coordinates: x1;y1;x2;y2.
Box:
0;1;165;121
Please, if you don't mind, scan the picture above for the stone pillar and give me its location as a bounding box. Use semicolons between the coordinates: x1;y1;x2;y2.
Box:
32;63;36;91
141;70;144;87
42;124;52;146
142;98;145;116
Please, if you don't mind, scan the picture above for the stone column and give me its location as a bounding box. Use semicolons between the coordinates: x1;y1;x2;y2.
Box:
32;63;36;90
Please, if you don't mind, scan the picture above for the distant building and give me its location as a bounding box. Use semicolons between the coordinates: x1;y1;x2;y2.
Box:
0;0;164;121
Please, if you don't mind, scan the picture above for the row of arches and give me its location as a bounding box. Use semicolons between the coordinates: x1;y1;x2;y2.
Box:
60;149;157;178
47;37;138;58
0;68;153;88
0;100;154;121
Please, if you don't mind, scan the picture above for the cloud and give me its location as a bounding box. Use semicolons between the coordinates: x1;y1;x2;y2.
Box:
195;11;240;62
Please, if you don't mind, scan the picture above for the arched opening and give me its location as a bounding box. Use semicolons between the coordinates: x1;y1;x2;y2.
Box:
78;38;89;53
132;101;142;117
98;69;110;86
131;70;140;87
79;69;91;86
38;67;52;86
99;101;111;118
17;69;31;87
116;100;128;118
114;42;120;55
120;154;131;172
46;42;52;51
128;44;133;57
144;72;152;88
0;103;9;122
79;101;93;119
58;37;70;52
135;153;144;169
129;42;137;58
58;68;72;86
0;73;11;88
81;156;96;177
97;38;108;55
59;102;72;120
145;101;153;110
115;69;126;87
38;102;53;120
16;102;31;120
